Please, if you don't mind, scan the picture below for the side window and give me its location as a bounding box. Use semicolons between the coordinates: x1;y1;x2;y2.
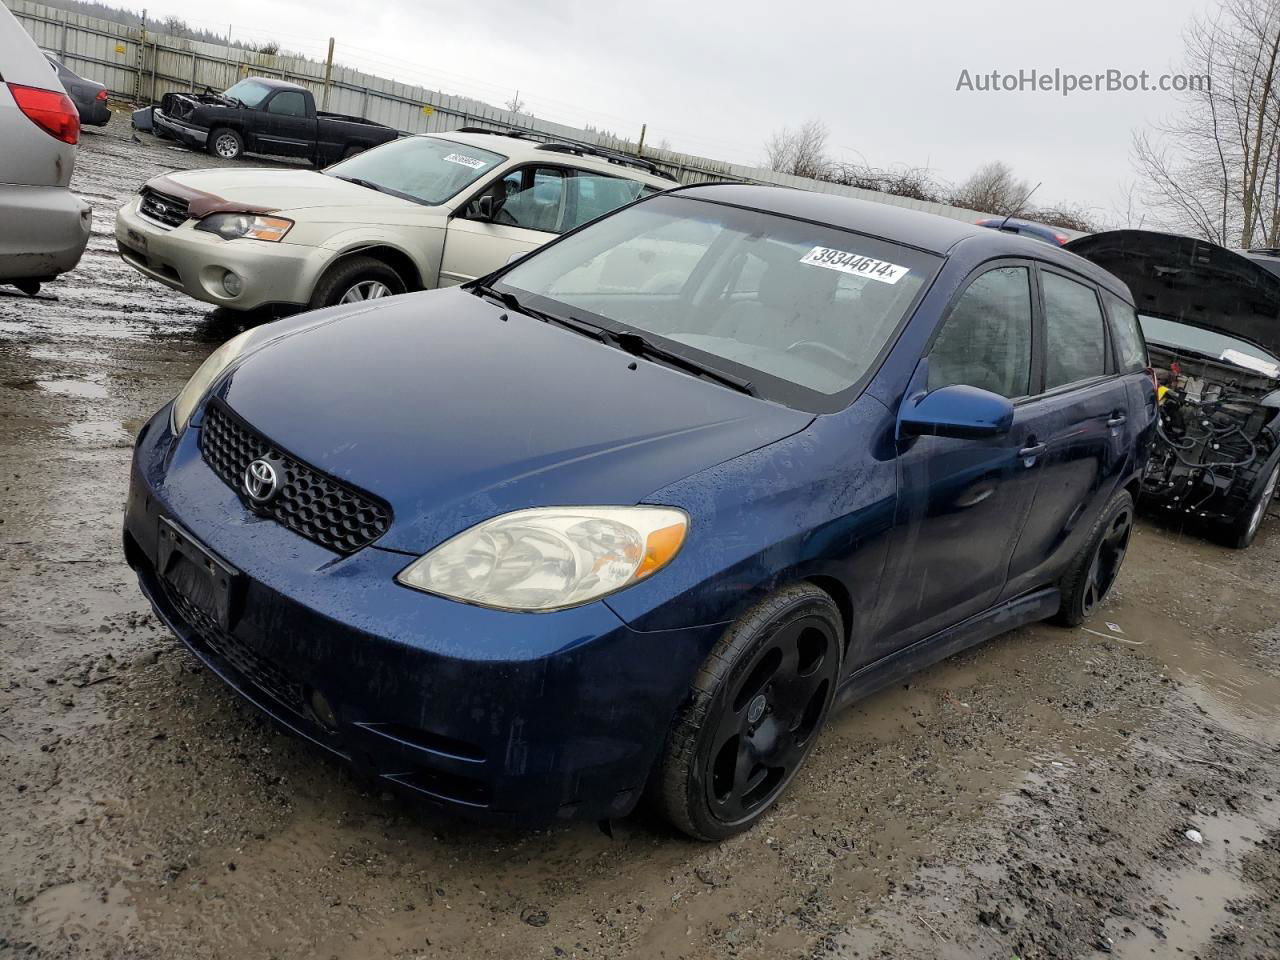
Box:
561;174;653;232
1042;272;1107;388
1101;290;1148;372
928;266;1033;399
267;92;307;117
496;166;567;233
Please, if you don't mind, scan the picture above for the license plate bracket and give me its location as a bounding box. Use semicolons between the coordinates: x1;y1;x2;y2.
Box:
157;518;241;630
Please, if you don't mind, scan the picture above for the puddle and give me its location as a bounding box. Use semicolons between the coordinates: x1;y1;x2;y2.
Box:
24;879;137;941
5;377;109;399
63;419;133;445
1115;796;1280;957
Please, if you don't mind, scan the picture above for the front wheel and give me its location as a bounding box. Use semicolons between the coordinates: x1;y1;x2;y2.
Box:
656;583;843;841
309;255;406;308
208;127;244;160
1054;488;1134;627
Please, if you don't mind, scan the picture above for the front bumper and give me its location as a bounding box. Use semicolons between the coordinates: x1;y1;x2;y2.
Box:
123;408;716;823
152;108;209;147
115;197;332;310
0;185;91;283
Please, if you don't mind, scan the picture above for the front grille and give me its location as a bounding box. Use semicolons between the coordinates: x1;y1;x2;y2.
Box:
199;400;392;554
161;579;306;716
139;188;189;228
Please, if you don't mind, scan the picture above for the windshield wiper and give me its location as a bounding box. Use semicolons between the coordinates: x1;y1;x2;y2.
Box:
610;330;755;396
332;175;390;195
471;284;608;342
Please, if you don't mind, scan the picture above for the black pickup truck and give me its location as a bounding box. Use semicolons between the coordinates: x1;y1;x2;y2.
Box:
150;76;398;165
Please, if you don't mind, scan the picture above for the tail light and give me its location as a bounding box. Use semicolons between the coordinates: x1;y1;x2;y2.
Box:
7;82;80;144
1145;366;1160;392
95;88;108;101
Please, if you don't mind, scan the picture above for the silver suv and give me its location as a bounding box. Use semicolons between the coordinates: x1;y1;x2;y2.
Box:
0;3;92;294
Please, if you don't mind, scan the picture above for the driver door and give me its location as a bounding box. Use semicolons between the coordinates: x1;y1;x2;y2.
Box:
438;166;568;286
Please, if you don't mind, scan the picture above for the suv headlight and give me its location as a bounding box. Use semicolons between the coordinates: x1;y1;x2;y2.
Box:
396;506;688;612
195;212;293;242
170;327;260;433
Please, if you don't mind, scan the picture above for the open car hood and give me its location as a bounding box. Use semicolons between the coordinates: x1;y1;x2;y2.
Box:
1065;230;1280;359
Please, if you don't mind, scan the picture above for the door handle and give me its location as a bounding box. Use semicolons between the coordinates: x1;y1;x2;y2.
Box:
1018;441;1046;466
1107;413;1127;427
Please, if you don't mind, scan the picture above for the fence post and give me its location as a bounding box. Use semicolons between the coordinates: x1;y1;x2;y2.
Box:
190;51;198;92
321;37;335;111
58;12;67;60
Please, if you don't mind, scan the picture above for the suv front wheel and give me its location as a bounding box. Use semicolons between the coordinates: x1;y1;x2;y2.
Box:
310;256;407;308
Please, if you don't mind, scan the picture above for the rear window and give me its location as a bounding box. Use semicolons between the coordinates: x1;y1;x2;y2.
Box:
1042;272;1107;388
1101;290;1148;373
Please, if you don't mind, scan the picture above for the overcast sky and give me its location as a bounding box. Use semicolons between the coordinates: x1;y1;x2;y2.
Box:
156;0;1208;216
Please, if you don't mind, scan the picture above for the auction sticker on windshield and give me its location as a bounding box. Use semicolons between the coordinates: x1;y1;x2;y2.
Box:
800;247;910;284
443;153;487;169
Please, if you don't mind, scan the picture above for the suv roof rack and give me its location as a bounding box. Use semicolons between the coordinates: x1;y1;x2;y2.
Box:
446;123;676;181
533;141;676;180
453;126;534;140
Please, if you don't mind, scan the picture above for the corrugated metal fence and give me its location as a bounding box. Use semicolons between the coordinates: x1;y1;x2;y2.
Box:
5;0;997;225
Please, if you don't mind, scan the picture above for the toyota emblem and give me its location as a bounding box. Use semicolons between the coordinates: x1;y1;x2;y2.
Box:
243;458;279;503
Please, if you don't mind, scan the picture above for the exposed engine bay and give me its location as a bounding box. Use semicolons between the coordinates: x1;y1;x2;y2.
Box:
1145;342;1280;521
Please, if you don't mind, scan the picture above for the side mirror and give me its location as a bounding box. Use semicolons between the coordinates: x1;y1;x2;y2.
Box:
899;384;1014;440
474;195;495;221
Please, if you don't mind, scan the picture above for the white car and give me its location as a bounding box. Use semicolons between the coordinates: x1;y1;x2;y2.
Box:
0;3;92;294
114;130;675;311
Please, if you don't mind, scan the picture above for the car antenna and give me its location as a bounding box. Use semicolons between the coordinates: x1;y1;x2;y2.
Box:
997;181;1042;232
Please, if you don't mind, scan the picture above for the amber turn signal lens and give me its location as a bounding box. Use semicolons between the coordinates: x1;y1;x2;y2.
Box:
637;521;687;580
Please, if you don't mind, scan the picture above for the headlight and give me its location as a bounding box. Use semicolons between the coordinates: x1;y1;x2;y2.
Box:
194;212;293;242
396;506;688;612
170;327;260;433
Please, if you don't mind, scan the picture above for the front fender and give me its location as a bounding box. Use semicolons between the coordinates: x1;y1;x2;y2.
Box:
312;227;444;290
606;395;898;655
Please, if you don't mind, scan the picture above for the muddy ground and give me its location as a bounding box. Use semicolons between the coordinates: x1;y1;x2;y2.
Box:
1;111;1279;960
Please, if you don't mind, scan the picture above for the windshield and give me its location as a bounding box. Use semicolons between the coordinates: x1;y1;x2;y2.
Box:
324;137;505;206
496;194;938;409
1140;314;1280;375
222;79;274;109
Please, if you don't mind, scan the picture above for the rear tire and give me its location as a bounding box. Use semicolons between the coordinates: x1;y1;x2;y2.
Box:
309;255;406;308
1053;488;1134;627
208;127;243;160
1222;456;1280;550
656;583;843;841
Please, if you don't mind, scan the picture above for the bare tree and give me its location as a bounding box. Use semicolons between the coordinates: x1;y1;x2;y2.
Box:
951;161;1033;215
1133;0;1280;246
1029;204;1102;233
764;120;831;180
162;15;188;37
505;90;525;114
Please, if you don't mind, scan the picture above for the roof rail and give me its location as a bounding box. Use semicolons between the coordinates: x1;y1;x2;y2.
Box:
533;141;676;180
444;121;677;181
453;126;533;139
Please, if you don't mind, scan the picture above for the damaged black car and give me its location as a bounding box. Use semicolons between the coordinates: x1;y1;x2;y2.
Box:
1068;231;1280;548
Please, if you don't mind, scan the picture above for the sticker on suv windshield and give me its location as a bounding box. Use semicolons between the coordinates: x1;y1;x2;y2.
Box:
443;153;487;169
799;247;910;284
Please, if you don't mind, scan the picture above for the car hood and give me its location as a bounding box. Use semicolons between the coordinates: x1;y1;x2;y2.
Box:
153;168;418;215
215;287;814;554
1065;230;1280;358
